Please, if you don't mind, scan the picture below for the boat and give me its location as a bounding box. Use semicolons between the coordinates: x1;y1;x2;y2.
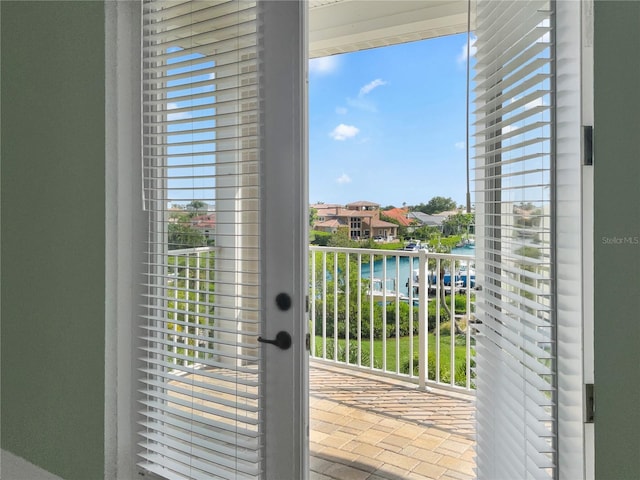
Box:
455;238;475;248
455;264;476;288
406;268;437;296
367;278;409;302
403;240;428;252
431;267;475;289
406;265;476;295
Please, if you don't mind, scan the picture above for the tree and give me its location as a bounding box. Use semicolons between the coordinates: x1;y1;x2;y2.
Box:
186;200;207;216
412;225;440;241
442;212;474;236
168;223;206;250
327;227;357;248
169;211;191;224
309;207;318;228
414;196;458;215
310;230;331;246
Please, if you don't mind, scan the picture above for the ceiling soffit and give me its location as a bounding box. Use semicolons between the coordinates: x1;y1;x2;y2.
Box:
309;0;475;58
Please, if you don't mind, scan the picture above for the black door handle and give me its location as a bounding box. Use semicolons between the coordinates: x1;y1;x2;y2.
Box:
257;331;292;350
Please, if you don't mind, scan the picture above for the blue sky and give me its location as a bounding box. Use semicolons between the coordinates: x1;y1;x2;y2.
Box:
309;33;473;208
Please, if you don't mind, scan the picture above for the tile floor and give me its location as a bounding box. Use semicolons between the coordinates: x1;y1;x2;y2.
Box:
309;361;476;480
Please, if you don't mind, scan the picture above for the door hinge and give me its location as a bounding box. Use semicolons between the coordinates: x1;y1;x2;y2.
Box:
305;333;310;351
585;383;595;423
583;125;593;166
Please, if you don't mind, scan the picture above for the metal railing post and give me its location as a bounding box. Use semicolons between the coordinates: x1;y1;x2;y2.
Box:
418;251;427;389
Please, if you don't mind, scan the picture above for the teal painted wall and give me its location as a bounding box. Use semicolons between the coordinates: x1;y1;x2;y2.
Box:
1;2;105;479
594;2;640;478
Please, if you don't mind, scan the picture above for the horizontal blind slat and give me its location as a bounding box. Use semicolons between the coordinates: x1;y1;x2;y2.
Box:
474;0;555;477
140;1;262;477
138;400;259;441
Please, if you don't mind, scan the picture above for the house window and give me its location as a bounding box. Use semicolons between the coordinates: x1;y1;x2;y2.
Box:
350;217;361;239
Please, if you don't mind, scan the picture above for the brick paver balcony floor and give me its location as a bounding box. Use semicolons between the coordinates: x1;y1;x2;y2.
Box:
310;361;476;480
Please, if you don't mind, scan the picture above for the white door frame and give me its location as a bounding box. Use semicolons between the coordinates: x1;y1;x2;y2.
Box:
260;1;309;478
106;1;309;478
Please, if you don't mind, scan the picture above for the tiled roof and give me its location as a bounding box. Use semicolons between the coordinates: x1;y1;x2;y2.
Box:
316;209;377;219
371;219;398;228
191;214;216;221
313;205;341;217
382;207;413;227
314;219;343;228
338;208;379;218
346;200;380;207
433;209;463;217
191;213;216;228
407;212;444;226
192;221;216;228
310;203;341;212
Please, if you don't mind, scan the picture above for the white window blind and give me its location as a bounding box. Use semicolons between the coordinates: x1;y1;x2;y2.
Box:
473;1;556;478
140;1;263;479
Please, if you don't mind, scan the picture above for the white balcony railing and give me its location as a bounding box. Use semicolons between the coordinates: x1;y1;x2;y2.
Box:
162;245;476;392
163;246;217;367
309;246;476;392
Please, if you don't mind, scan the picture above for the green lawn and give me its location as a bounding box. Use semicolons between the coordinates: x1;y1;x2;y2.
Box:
375;242;405;250
313;333;474;387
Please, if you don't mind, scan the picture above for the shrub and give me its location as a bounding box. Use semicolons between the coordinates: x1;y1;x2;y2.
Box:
385;302;420;337
314;299;421;339
400;343;475;388
310;230;332;246
314;338;379;368
427;301;450;330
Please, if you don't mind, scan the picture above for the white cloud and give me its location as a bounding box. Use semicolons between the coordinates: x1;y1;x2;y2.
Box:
330;124;360;141
167;102;192;121
309;56;339;75
343;79;388;113
455;141;466;150
502;125;517;134
335;106;348;115
346;97;376;112
359;79;387;97
457;35;477;64
336;173;352;184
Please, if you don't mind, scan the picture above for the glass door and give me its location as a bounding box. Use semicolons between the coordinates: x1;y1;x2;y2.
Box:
139;2;308;478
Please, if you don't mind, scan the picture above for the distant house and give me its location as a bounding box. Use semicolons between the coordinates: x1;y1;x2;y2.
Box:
407;211;445;229
382;207;414;227
344;200;379;212
369;217;399;240
311;201;398;240
313;218;344;234
310;203;342;223
433;209;464;218
190;213;216;240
